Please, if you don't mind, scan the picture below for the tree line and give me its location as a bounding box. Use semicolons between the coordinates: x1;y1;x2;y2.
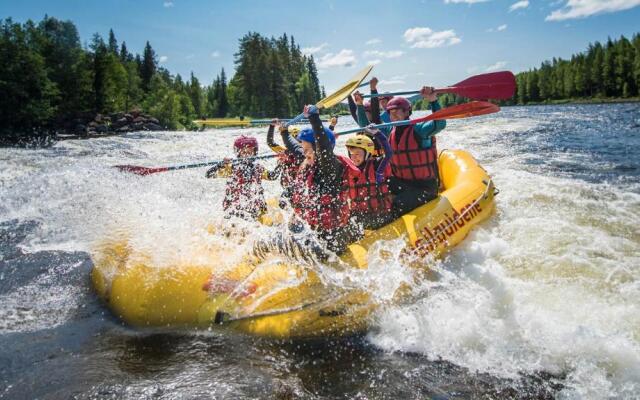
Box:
416;32;640;109
0;16;322;144
512;33;640;104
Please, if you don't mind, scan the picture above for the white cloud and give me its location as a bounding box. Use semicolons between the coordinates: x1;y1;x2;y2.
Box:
444;0;491;3
509;0;529;11
159;55;168;63
163;1;174;7
363;50;404;59
366;38;382;45
380;75;406;86
487;24;508;32
302;43;329;55
317;49;356;68
404;27;462;48
210;51;220;58
546;0;640;21
369;59;382;65
486;61;507;71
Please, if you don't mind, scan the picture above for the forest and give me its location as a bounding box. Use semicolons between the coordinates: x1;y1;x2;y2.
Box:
0;16;322;143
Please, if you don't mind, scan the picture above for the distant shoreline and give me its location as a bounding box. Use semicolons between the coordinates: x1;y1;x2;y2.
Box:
504;97;640;107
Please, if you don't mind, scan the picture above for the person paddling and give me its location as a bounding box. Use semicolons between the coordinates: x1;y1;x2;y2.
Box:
254;105;360;259
205;136;278;221
344;128;394;230
384;87;447;216
266;120;303;208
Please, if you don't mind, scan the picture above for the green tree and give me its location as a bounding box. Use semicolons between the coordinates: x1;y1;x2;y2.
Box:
140;41;157;92
0;18;57;139
107;28;118;54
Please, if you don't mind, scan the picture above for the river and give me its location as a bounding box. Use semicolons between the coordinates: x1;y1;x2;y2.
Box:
1;103;639;399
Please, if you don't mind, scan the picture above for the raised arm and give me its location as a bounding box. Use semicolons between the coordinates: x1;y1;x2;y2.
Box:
280;127;305;160
413;87;446;147
305;106;343;188
266;120;286;153
369;77;382;124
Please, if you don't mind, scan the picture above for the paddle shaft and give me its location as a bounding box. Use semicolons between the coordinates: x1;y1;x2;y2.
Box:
363;86;491;98
336;101;499;136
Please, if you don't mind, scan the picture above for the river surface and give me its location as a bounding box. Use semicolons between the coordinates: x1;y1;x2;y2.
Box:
1;103;639;399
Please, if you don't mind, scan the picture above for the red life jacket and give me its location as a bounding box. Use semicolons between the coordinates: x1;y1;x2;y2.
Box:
223;162;266;218
389;125;439;183
277;151;301;193
291;155;358;232
346;160;393;215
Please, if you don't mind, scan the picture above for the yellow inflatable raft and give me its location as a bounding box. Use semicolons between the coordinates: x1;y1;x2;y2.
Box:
92;149;496;338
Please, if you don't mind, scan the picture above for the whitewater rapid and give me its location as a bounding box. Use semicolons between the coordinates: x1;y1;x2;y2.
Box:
1;104;639;398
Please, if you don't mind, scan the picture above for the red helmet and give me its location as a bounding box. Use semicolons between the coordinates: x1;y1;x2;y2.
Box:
233;135;258;153
385;97;412;114
364;100;371;112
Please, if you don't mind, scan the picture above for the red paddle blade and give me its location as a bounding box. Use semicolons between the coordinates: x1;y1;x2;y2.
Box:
412;101;500;124
113;165;168;176
445;71;516;100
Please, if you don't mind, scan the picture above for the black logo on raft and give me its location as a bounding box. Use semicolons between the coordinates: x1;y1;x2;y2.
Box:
411;202;483;258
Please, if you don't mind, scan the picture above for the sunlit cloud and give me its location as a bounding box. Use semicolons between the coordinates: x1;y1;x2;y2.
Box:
210;51;220;58
163;1;174;7
487;24;508;32
509;0;529;11
317;49;356;68
546;0;640;21
159;55;168;63
404;27;462;48
302;43;329;55
363;50;404;59
380;75;406;86
486;61;507;71
444;0;491;3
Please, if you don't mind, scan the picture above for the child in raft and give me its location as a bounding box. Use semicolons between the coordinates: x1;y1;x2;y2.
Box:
344;128;394;230
253;106;360;260
206;135;279;221
266;117;338;209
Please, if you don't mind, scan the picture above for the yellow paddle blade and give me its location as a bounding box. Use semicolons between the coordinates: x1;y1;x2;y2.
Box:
316;64;374;109
194;119;251;127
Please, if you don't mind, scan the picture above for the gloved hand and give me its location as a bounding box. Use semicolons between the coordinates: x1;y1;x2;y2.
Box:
364;124;380;137
303;105;319;117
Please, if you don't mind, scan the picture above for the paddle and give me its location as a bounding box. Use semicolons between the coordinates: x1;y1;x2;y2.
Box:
285;64;374;127
362;71;516;101
335;101;500;136
114;153;277;176
115;67;373;176
194;118;329;127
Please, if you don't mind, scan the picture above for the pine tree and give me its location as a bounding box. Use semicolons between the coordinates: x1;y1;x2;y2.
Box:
108;29;118;54
141;41;157;92
188;72;204;117
602;38;617;96
218;68;229;117
119;41;131;62
307;55;321;102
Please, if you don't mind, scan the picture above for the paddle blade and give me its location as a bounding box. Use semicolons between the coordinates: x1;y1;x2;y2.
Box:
194;119;251;127
114;165;168;176
445;71;516;100
316;65;374;109
412;101;500;124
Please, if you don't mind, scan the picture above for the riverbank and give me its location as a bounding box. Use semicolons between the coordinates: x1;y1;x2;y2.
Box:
507;96;640;106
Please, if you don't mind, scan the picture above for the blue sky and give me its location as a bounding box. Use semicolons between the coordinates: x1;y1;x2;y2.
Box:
3;0;640;93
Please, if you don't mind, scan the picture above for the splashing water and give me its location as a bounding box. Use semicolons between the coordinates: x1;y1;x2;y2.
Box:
1;103;639;398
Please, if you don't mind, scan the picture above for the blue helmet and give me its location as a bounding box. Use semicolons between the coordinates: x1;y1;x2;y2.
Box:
297;127;336;149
